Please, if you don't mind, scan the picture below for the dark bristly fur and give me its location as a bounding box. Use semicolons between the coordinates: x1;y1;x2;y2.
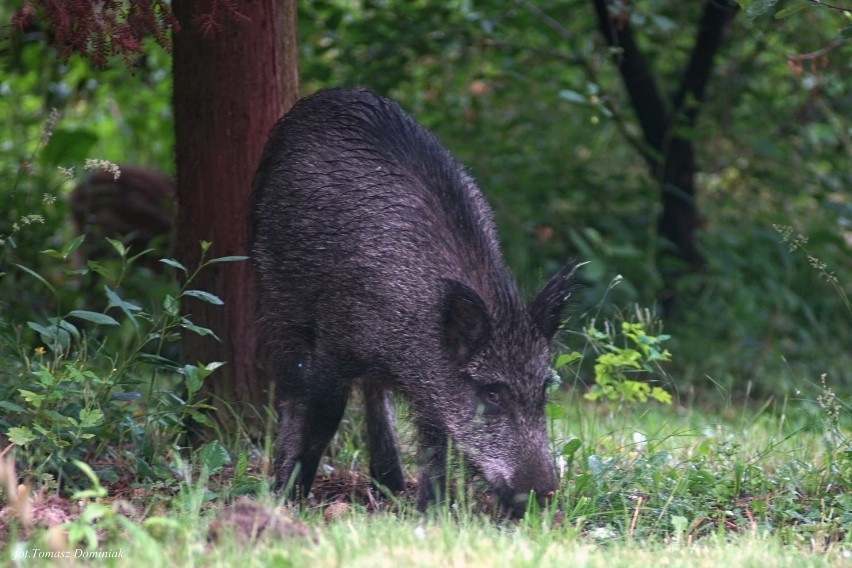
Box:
250;87;576;517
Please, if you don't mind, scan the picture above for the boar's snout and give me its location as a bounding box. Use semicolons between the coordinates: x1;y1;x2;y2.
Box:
488;452;558;518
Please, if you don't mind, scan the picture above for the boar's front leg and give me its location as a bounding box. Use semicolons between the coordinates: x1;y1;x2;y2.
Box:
361;378;405;493
415;422;448;512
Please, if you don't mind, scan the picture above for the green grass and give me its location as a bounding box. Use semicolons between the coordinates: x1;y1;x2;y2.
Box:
3;392;850;567
9;514;848;567
134;517;849;568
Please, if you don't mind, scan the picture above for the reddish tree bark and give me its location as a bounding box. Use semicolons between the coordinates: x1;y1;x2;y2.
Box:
172;0;300;432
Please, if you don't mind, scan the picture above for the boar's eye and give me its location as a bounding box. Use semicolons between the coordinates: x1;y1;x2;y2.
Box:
476;385;506;416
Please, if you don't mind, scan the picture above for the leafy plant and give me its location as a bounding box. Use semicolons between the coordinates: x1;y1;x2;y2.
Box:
1;235;244;486
579;317;673;406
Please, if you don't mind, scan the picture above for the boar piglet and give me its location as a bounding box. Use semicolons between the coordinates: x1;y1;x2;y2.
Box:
250;87;576;517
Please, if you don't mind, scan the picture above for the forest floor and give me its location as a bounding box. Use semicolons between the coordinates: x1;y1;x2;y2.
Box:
2;395;850;567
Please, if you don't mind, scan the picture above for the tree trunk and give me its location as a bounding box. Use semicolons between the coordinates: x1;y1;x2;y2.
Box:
658;0;739;277
172;0;300;434
591;0;738;304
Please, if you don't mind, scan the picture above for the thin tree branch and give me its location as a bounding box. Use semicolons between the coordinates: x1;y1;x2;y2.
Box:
514;0;659;167
479;38;586;67
790;37;846;61
808;0;852;12
669;1;739;130
589;0;670;167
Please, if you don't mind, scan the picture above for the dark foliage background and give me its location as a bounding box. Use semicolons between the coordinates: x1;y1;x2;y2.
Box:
2;0;850;403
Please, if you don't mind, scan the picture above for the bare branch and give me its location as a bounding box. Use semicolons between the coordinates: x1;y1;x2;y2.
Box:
514;0;660;167
808;0;852;12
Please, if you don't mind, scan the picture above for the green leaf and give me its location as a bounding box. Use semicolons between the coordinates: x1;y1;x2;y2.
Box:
71;460;108;500
40;248;66;259
163;294;179;316
33;367;56;387
561;437;582;458
67;310;120;326
180;320;220;341
181;289;224;305
842;25;852;40
44;234;87;260
79;408;105;428
584;386;602;401
106;237;126;257
198;440;231;474
66;365;100;384
182;361;224;397
142;517;184;533
744;0;778;17
111;391;142;402
159;258;187;272
555;351;582;369
81;502;109;523
7;426;38;445
14;264;56;295
558;89;587;104
128;248;156;265
651;387;672;405
64;234;88;256
19;389;45;408
27;321;70;352
137;352;179;369
105;285;142;312
671;515;689;533
41;128;98;166
774;1;808;19
234;451;249;478
0;401;26;413
57;318;81;341
87;260;113;280
182;364;202;397
546;400;566;419
104;285;141;329
206;255;249;264
188;410;214;426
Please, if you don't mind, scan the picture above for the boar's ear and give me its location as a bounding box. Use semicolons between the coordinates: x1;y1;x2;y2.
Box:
440;279;492;365
529;261;578;342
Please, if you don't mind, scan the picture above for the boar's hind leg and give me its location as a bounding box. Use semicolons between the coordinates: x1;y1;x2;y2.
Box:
274;373;351;500
361;379;405;493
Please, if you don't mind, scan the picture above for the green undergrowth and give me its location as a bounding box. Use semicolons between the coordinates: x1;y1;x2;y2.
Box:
3;392;850;566
2;118;849;568
27;517;847;568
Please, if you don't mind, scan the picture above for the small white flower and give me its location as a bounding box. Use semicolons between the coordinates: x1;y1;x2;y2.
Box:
556;455;567;478
632;431;647;452
21;214;45;226
589;526;616;540
84;159;121;181
57;165;75;178
40;108;61;145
